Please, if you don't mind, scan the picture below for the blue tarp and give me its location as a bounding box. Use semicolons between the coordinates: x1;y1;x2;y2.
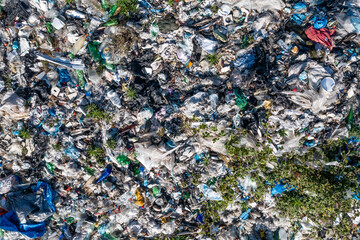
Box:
0;181;56;238
36;181;56;214
0;211;46;238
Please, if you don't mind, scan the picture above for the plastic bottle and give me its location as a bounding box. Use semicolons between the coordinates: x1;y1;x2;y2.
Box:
209;94;218;110
347;105;354;128
277;39;289;52
46;162;54;175
72;36;86;55
12;40;19;50
107;90;121;108
95;164;112;184
88;42;102;62
101;47;113;62
101;0;110;10
75;70;86;89
152;186;160;197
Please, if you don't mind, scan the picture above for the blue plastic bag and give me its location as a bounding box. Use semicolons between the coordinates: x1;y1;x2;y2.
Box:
0;211;46;238
63;146;81;160
36;181;56;213
196;213;204;224
271;182;295;196
313;16;327;29
292;13;306;25
351;16;360;34
293;2;307;10
57;69;72;87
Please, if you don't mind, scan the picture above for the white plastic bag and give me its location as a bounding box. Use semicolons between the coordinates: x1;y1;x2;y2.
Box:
198;184;223;201
0;93;29;120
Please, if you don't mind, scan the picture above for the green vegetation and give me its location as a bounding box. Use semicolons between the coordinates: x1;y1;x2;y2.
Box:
155;235;189;240
241;34;255;49
2;74;12;89
167;0;174;6
87;146;106;166
106;138;117;150
116;0;138;17
197;135;359;237
125;86;136;101
350;124;360;139
84;165;94;176
210;4;219;13
206;52;219;66
52;143;62;151
65;0;75;4
88;146;105;159
185;111;360;238
22;147;28;156
190;173;201;186
19;128;31;139
86;104;111;122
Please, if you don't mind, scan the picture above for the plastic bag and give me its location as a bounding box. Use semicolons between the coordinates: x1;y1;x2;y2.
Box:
197;35;217;53
221;0;285;11
198;184;223;201
134;143;175;170
271;182;295;196
0;175;18;194
0;93;29;120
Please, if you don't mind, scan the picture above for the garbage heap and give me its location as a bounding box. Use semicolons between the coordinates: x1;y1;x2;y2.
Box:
0;0;360;239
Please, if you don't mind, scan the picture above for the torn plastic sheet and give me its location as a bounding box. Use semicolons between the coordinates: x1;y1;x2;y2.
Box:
36;54;85;70
198;184;223;201
269;181;296;196
63;146;81;160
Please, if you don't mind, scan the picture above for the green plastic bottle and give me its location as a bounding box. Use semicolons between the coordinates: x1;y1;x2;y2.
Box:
46;22;55;34
234;88;248;110
152;186;160;197
88;42;102;63
134;168;140;177
101;0;110;10
109;4;118;17
75;70;86;89
104;19;118;27
102;232;118;240
347;105;354;127
183;192;190;199
46;162;54;175
65;217;75;224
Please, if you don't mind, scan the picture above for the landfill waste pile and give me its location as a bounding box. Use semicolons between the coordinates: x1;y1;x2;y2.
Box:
1;0;360;239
